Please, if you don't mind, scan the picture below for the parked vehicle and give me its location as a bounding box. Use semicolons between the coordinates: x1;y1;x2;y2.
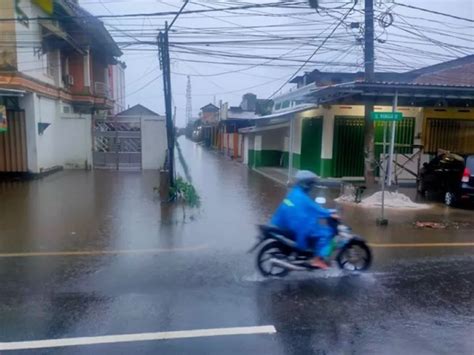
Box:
418;153;474;206
249;203;372;277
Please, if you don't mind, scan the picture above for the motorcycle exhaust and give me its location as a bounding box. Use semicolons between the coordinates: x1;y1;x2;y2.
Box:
270;258;306;271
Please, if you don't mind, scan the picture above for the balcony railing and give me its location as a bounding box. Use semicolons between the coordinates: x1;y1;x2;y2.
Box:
94;81;109;98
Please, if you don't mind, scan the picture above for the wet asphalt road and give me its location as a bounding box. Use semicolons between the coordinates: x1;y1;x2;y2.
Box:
0;138;473;354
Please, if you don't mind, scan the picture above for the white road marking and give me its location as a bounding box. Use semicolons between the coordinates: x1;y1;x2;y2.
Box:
369;242;474;248
0;245;208;258
0;326;277;351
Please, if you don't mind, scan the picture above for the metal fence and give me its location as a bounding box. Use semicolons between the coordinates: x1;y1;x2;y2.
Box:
0;110;28;173
332;116;416;178
425;118;474;155
93;119;141;170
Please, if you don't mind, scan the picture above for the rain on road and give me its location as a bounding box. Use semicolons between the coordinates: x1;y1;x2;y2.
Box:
0;138;473;354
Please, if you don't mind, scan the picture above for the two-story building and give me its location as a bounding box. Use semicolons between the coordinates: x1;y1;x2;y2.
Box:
0;0;124;176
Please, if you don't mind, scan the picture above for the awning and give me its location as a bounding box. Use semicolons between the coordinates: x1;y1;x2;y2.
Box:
239;104;318;134
239;122;289;134
306;81;474;106
39;19;68;39
39;19;86;55
0;88;26;97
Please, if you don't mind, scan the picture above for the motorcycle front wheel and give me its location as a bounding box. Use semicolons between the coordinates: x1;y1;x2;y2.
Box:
336;239;372;271
256;241;290;277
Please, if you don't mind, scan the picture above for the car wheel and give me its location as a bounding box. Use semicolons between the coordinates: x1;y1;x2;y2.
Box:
444;191;456;207
418;183;427;197
417;181;424;194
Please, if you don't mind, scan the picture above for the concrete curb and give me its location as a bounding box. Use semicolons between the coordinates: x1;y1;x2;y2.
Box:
251;167;287;186
252;167;417;189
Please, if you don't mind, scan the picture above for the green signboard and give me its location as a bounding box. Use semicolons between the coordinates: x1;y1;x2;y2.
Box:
371;112;403;121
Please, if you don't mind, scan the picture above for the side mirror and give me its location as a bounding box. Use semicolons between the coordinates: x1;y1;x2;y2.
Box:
423;162;428;168
315;197;327;205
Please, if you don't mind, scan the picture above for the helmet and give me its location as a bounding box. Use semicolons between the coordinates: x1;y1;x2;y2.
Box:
294;170;320;192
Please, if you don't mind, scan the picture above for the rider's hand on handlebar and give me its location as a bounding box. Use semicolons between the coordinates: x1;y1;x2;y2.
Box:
331;214;340;219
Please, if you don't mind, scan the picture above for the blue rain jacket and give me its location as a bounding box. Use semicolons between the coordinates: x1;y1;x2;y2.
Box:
271;185;332;250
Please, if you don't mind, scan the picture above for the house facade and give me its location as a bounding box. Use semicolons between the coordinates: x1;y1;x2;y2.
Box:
0;0;124;175
240;56;474;180
109;61;126;115
199;103;219;124
114;104;167;170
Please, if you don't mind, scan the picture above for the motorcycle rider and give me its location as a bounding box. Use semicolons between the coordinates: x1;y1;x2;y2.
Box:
271;170;336;269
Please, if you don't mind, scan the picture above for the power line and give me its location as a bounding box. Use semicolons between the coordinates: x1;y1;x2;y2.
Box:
0;2;309;22
393;2;474;23
168;0;190;31
120;74;162;100
173;74;292;97
268;2;357;99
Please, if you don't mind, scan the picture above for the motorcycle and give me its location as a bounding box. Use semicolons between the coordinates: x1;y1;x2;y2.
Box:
249;198;372;277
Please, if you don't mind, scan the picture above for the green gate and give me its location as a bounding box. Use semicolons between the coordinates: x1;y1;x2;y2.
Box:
332;116;415;178
332;117;365;177
300;117;323;174
375;117;415;157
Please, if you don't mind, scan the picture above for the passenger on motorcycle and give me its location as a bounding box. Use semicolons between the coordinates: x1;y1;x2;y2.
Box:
271;170;337;269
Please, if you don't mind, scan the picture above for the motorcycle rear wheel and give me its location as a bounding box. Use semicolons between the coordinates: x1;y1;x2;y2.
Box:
336;239;372;271
257;241;290;277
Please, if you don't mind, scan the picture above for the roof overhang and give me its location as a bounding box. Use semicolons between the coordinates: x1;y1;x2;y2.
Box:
0;88;26;97
240;122;289;134
239;104;318;134
307;81;474;106
39;19;87;55
57;0;122;57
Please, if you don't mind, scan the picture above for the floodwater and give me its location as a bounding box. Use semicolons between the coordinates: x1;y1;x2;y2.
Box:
0;137;473;354
1;137;473;255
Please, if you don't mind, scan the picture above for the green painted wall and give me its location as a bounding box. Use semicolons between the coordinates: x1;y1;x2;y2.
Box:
248;150;285;167
320;159;333;178
248;149;255;167
282;152;301;170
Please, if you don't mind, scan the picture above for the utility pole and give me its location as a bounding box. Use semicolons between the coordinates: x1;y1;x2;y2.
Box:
157;1;190;189
363;0;375;186
158;22;175;187
186;75;192;125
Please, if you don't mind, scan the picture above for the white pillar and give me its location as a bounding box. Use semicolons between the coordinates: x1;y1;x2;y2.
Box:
83;48;91;88
20;93;40;173
288;118;295;182
321;108;335;159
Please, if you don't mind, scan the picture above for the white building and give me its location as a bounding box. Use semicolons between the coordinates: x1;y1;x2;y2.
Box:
0;0;124;175
109;61;126;115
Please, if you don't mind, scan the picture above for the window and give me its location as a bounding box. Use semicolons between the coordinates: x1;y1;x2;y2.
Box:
62;105;71;114
45;51;55;77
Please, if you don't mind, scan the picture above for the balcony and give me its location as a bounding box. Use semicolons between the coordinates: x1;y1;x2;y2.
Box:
94;81;109;98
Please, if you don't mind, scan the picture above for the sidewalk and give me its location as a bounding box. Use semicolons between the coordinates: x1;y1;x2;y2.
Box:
253;166;417;189
253;167;346;187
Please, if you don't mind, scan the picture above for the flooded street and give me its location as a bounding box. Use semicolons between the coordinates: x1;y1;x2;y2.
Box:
0;138;473;354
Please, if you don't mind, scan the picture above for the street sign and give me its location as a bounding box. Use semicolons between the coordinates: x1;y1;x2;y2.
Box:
371;112;403;121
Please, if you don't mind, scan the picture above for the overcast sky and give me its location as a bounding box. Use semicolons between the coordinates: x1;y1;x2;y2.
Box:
79;0;474;126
